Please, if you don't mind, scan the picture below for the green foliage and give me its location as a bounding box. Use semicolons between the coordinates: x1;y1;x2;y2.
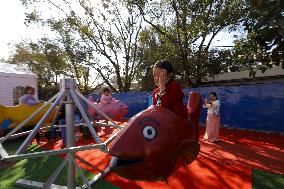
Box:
245;0;283;52
232;0;284;75
136;28;176;90
7;35;94;98
47;19;95;92
130;0;248;86
19;0;144;92
8;39;67;87
14;0;283;91
39;85;59;101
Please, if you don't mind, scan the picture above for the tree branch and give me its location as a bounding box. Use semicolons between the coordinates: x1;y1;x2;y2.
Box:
133;1;177;44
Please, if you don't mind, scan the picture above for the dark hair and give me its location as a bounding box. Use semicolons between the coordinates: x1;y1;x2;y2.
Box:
24;86;35;93
154;59;174;75
210;92;217;99
102;87;110;93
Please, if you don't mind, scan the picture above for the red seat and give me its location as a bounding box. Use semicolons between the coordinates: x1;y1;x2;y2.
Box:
187;92;202;141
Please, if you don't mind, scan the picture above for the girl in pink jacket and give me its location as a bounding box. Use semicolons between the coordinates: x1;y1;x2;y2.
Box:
88;88;128;122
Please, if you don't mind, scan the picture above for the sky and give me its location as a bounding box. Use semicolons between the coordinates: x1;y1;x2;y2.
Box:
0;0;241;61
0;1;46;59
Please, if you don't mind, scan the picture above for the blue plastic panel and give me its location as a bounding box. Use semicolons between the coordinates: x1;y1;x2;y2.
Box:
88;82;284;133
185;82;284;133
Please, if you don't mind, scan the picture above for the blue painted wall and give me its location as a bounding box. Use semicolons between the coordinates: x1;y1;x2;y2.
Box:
183;82;284;133
90;82;284;133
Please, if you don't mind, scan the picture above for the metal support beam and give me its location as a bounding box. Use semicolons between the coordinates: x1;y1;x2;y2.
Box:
93;122;117;128
65;92;76;189
43;158;68;188
2;143;106;162
77;122;118;128
104;130;120;146
0;130;36;141
0;143;8;158
82;167;111;188
75;155;103;173
15;179;81;189
73;159;92;189
15;91;65;155
70;90;101;144
75;90;122;130
0;78;122;188
49;94;66;138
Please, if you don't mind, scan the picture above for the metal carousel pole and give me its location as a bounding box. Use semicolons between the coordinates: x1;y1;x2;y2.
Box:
64;79;76;188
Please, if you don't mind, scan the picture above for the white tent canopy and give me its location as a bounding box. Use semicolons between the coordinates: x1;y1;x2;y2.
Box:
0;62;38;106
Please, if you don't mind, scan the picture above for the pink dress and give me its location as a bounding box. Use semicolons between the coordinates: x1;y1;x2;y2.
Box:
88;94;128;121
203;100;221;142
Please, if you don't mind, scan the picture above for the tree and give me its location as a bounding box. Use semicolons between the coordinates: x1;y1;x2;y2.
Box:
8;39;67;87
7;36;97;98
47;19;98;92
136;28;176;90
232;0;284;75
7;39;68;99
21;0;144;92
248;0;283;53
136;27;235;89
128;0;248;86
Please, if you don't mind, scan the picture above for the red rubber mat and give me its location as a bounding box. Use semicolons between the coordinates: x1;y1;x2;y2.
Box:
38;126;284;189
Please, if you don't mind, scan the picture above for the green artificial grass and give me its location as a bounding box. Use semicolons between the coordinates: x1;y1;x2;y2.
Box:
252;169;284;189
0;140;119;189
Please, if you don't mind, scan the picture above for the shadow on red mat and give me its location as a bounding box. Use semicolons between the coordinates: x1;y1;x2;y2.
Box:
199;127;284;174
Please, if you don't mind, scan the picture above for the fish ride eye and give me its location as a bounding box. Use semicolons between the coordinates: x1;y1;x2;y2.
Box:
142;126;157;140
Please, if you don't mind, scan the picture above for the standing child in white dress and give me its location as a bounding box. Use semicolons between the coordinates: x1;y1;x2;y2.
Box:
203;92;221;143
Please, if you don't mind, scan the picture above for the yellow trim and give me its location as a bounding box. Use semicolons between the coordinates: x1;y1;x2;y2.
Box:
0;103;57;129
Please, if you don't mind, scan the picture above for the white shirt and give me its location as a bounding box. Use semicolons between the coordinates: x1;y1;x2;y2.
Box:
203;100;220;115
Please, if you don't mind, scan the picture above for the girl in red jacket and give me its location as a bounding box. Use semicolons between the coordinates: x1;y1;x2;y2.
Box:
152;60;188;119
